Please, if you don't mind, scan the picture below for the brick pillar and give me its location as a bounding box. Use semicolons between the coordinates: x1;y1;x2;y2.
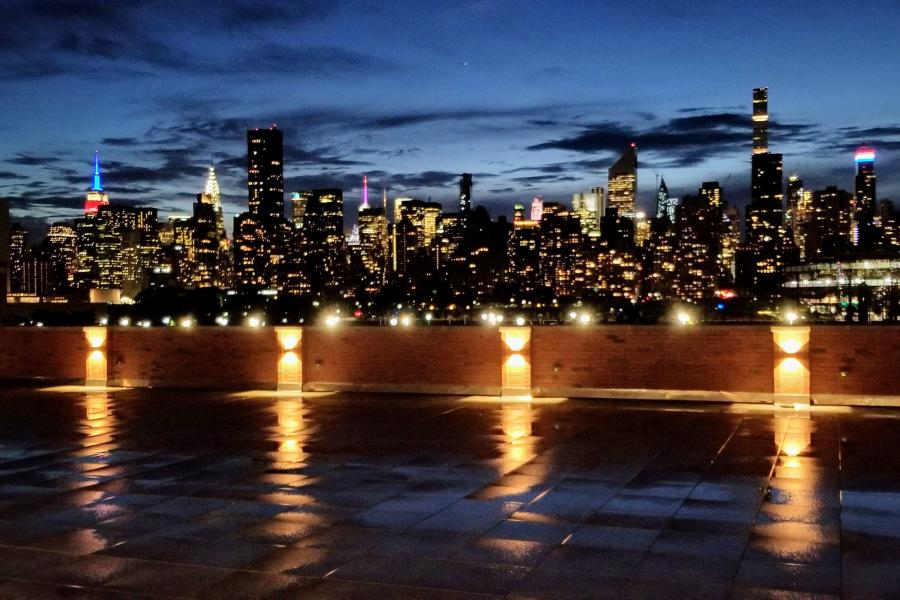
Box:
771;326;810;406
275;327;303;391
83;326;108;387
499;326;532;397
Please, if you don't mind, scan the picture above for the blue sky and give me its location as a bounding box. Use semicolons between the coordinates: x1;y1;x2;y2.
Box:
2;0;900;236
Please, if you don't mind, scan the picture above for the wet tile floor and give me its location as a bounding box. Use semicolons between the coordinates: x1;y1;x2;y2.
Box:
0;388;898;598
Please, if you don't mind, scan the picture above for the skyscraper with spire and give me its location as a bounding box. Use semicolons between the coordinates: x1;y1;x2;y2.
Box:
84;151;109;217
200;166;227;244
360;175;370;211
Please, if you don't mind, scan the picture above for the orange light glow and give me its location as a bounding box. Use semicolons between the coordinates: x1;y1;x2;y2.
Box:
83;326;107;349
85;350;107;385
275;327;302;351
501;402;533;470
772;326;809;355
85;392;109;427
278;351;302;391
499;327;530;352
774;357;809;398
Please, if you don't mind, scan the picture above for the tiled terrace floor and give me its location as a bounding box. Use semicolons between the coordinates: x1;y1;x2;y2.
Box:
0;387;899;598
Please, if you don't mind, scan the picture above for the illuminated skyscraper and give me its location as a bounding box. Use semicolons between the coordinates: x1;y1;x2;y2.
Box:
572;187;604;235
608;144;637;220
358;206;389;286
47;223;77;290
301;189;345;295
84;151;109;217
200;166;227;244
655;177;677;222
291;191;311;229
806;186;853;260
530;196;544;222
247;127;284;221
8;224;26;294
513;203;526;223
459;173;473;215
752;87;769;154
854;147;877;249
740;87;787;297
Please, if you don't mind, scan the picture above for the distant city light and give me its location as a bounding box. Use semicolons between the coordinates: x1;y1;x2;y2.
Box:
388;317;399;326
215;315;229;326
118;317;130;327
179;317;194;328
677;312;691;325
515;316;526;326
785;310;799;325
246;315;263;328
325;315;340;328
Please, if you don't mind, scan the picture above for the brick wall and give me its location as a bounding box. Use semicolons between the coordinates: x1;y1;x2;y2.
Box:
4;325;900;403
811;326;900;397
303;326;501;393
531;325;774;394
0;327;87;381
108;327;280;388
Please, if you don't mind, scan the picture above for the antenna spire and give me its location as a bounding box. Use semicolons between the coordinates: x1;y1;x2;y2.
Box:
92;150;102;191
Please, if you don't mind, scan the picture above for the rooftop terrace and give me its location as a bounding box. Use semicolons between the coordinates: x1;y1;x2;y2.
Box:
0;387;898;598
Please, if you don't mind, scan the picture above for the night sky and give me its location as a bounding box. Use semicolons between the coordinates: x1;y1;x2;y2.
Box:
2;0;900;237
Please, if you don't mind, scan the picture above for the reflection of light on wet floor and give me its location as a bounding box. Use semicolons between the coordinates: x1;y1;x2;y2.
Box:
276;398;306;463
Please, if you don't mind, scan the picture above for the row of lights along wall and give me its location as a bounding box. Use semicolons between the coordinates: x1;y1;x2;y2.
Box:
81;325;810;404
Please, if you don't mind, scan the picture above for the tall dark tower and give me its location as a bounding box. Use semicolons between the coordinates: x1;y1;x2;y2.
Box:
752;87;768;155
247;126;284;221
854;147;877;249
459;173;473;215
739;87;787;298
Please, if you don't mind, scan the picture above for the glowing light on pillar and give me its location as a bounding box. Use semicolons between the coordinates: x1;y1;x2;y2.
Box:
500;326;532;397
275;327;303;391
772;326;810;403
83;327;108;386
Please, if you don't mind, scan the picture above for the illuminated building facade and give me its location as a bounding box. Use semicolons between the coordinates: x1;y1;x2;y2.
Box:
235;127;291;291
46;223;77;290
607;144;637;220
530;196;544;222
806;186;853;260
8;225;27;294
656;177;677;222
391;199;442;274
785;259;900;321
509;218;541;300
539;203;585;297
673;192;719;300
291;191;311;229
752;87;769;154
300;189;345;296
572;187;604;234
854;147;877;249
357;206;389;290
739;87;788;298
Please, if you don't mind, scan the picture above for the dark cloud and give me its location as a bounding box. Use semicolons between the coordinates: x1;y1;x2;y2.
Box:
6;153;63;166
101;137;141;147
232;44;400;77
527;112;817;169
0;170;29;180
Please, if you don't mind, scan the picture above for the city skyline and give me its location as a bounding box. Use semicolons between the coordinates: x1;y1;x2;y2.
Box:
2;0;900;238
